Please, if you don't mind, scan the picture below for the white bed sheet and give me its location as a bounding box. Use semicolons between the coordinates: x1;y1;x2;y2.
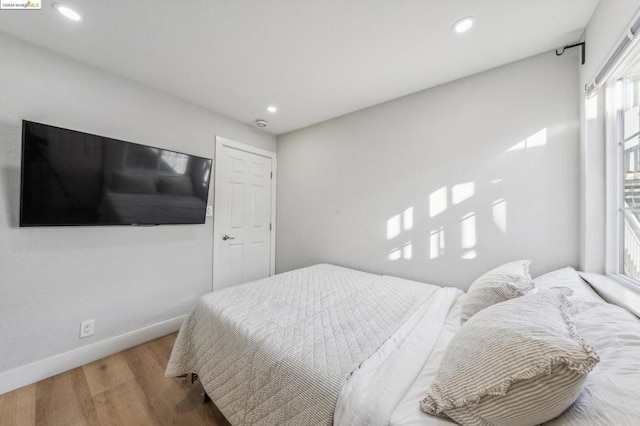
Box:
334;277;462;425
388;294;465;426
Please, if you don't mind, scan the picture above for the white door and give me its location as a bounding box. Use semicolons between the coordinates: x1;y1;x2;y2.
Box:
213;137;276;290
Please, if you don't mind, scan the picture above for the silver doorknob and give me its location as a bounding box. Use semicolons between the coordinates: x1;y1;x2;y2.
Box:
222;234;235;241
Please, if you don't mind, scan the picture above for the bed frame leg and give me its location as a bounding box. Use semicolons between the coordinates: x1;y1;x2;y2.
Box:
186;373;208;403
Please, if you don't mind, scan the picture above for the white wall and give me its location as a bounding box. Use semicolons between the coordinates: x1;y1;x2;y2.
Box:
0;34;275;382
276;51;580;289
579;0;640;273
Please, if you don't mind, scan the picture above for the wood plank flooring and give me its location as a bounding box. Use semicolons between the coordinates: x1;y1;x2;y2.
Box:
0;333;231;426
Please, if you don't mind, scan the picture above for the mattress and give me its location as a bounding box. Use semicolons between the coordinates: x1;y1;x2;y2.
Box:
165;264;460;426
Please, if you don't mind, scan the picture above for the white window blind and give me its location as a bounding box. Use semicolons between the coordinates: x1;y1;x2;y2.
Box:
586;10;640;98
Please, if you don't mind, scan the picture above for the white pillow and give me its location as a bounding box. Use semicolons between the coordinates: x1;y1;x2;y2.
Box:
534;267;602;302
460;260;534;323
421;288;600;426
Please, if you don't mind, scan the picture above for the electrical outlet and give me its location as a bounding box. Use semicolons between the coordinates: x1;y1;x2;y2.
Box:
206;205;213;217
80;319;95;338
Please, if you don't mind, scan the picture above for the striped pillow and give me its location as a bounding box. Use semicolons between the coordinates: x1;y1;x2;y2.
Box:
420;289;599;426
460;260;534;323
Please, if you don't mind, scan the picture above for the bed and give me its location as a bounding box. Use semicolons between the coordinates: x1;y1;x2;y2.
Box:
165;263;640;426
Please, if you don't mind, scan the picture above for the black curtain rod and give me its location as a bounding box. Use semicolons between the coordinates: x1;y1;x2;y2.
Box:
555;42;586;65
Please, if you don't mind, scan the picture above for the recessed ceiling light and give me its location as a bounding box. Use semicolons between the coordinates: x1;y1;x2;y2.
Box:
52;3;82;21
267;106;278;113
453;16;475;34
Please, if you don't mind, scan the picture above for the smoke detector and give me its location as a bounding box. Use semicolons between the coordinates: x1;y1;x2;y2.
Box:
256;119;268;128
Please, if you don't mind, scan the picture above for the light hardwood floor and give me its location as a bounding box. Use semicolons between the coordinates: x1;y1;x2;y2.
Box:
0;333;231;426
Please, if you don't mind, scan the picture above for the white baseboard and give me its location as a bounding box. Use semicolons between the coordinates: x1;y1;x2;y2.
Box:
0;315;185;396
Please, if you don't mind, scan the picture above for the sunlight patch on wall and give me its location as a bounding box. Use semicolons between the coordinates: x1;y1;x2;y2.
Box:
461;212;477;260
403;241;413;260
387;207;414;260
452;182;475;205
492;178;503;184
461;213;476;249
387;214;401;240
507;128;547;152
388;207;414;239
389;247;401;261
429;227;445;259
492;198;507;234
462;249;477;260
403;207;414;231
389;241;413;261
429;187;447;218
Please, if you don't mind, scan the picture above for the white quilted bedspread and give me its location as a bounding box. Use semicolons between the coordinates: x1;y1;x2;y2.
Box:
165;264;442;425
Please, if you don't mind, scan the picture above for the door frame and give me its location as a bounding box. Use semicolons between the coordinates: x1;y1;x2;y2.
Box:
212;136;277;290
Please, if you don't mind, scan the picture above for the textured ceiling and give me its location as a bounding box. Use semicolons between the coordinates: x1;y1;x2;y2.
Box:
0;0;598;135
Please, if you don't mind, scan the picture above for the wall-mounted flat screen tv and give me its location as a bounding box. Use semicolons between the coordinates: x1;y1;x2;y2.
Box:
20;120;213;226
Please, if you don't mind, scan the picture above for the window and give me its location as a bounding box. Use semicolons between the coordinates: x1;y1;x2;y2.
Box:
620;71;640;280
607;45;640;284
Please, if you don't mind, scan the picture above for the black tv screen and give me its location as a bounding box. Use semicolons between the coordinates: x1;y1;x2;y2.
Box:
20;120;213;226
